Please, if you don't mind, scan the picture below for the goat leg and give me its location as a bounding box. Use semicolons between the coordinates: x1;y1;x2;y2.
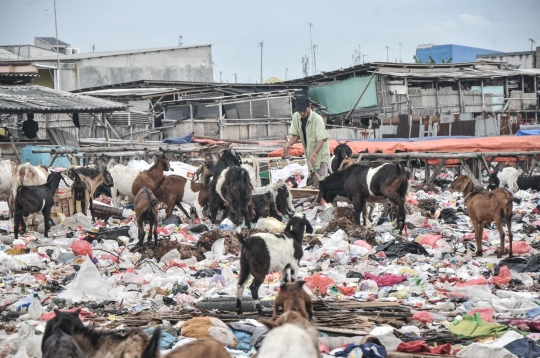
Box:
472;219;484;257
351;195;366;226
506;211;513;258
495;219;507;259
43;207;51;238
151;211;159;247
249;278;264;316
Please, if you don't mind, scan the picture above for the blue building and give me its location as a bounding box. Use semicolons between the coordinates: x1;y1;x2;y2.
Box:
415;44;501;64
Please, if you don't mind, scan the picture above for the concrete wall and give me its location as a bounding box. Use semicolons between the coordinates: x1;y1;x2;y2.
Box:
477;52;536;69
37;46;213;91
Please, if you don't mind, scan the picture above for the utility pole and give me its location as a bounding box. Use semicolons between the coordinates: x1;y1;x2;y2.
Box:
398;42;403;62
309;23;315;75
362;54;369;64
385;45;393;62
312;44;318;74
91;44;96;52
53;0;60;90
220;71;222;83
530;38;536;51
258;41;264;84
285;68;288;81
233;73;237;83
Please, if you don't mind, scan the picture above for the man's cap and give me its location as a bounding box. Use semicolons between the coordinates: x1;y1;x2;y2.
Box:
294;96;310;112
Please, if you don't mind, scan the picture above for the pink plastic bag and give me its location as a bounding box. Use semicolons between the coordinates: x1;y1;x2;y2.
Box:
418;235;442;248
413;311;434;323
353;240;373;251
365;272;407;287
71;240;93;258
468;307;495;322
463;232;489;241
304;274;336;293
508;241;534;254
490;266;511;286
455;277;487;287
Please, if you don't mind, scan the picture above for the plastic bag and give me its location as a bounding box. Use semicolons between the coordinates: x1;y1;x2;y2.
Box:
468;308;495;322
417;235;442;247
58;255;107;302
353;240;373;251
508;241;535;255
304;274;336;294
220;218;236;231
255;217;285;233
27;297;42;320
71;240;93;257
413;311;434;323
490;266;511;286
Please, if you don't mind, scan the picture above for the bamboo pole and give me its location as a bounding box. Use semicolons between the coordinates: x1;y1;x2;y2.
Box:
345;69;378;119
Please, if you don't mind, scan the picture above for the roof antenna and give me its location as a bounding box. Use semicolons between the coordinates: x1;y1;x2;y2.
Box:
178;36;183;46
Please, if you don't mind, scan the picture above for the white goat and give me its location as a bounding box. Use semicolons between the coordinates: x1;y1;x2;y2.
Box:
11;163;49;217
257;323;319;358
0;160;18;214
497;167;523;193
108;161;139;207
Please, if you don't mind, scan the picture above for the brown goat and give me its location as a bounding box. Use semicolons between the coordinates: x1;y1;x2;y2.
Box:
154;175;211;219
273;281;313;321
163;338;229;358
194;161;215;185
135;187;160;247
337;157;355;171
132;154;171;196
71;170;114;221
451;175;520;258
259;311;319;358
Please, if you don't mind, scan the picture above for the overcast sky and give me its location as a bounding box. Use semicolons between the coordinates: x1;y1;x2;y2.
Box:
1;0;539;83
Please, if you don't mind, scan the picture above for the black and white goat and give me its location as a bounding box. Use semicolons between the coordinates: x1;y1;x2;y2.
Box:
14;171;68;240
235;214;313;315
252;182;296;222
489;168;540;192
331;141;353;172
311;163;410;234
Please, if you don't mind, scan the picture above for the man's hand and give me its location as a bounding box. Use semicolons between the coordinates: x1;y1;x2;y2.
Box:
309;153;317;167
283;144;290;159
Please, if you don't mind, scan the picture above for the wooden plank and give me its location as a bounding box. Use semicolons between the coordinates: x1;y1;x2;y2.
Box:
290;188;318;198
459;158;479;186
388;352;454;358
427;158;447;183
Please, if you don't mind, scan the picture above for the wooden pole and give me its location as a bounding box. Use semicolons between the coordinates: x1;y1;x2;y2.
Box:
102;112;110;146
345;68;378;119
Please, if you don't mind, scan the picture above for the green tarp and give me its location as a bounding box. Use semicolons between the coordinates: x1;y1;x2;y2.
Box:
308;75;378;115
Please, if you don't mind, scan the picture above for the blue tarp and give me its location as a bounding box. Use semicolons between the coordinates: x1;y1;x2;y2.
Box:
162;132;193;144
516;129;540;136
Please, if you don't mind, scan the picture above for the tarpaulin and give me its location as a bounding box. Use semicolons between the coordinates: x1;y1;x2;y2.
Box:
517;129;540;136
268;136;540;157
449;313;510;340
308;76;378;115
162;132;193;144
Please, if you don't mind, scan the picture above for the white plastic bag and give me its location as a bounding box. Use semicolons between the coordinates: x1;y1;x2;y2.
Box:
58;255;108;302
255;217;285;233
27;297;42;320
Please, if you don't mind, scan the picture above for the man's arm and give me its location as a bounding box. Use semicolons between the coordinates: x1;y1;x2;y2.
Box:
309;139;325;165
283;135;299;158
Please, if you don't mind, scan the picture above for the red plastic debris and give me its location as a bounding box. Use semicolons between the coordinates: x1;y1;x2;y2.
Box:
412;311;434;323
490;266;511;286
71;240;93;258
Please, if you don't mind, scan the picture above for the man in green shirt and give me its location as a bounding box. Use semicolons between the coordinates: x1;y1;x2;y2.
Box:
284;96;331;177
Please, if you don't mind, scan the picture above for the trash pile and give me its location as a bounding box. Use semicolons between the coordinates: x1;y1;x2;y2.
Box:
1;169;540;357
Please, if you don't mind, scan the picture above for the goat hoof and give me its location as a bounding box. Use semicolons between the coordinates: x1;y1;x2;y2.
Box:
475;251;483;257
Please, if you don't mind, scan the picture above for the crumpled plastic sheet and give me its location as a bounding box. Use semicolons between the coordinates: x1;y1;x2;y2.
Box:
364;272;407;287
58;255;108;302
376;240;430;258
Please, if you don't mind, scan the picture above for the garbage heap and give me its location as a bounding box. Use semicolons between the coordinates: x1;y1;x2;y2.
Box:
1;175;540;357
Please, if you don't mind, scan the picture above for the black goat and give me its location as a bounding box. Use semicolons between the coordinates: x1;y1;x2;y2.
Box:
210;166;254;226
214;148;242;178
331;141;353;172
14;171;67;240
312;163;409;234
236;214;313;315
42;309;85;358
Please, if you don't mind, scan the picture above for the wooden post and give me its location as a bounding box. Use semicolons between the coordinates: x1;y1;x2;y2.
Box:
522;75;525;111
460;158;480;186
435;81;439;114
428;158;447;183
102;112;110;146
218;101;223;140
424;158;430;181
481;79;485;113
190;103;194;133
458;80;463;113
534;75;538;123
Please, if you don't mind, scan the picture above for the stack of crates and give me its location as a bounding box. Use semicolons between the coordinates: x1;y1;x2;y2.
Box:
52;189;73;217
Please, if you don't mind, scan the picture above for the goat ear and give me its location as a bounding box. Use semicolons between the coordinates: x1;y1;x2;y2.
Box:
304;219;313;234
280;281;287;290
296;280;306;288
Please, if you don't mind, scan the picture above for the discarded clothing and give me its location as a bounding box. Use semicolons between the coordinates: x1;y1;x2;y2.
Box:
457;331;540;358
375;240;430;259
162;132;193;144
440;207;459;223
364;272;407;287
334;343;387;358
495;255;540;275
397;341;451;355
449;313;511;340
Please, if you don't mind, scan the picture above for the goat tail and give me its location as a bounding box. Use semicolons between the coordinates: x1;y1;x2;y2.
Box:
510;197;521;205
141;327;161;358
235;227;245;245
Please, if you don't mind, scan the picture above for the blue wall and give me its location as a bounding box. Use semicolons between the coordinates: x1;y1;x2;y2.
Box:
416;44;501;63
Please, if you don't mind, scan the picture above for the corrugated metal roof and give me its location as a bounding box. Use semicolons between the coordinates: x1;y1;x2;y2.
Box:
0;85;127;113
0;45;211;62
35;37;70;46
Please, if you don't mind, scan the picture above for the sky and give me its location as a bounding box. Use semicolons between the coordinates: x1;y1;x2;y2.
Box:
1;0;539;83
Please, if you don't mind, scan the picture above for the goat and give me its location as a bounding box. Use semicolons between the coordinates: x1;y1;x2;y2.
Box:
214;148;242;178
241;156;262;188
451;175;521;258
337;157;355;171
135;187;160;247
489;169;540;192
154;175;211;219
42;309;161;358
71;169;114;221
252;182;296;222
132;153;171;196
194;161;215;185
10;162;49;217
258;311;319;358
488;167;522;192
235;214;313;315
210;166;254;226
41;310;85;358
14;171;67;240
0;160;18;216
311;163;409;234
162;338;229;358
273;281;313;321
107;160;139;207
331;141;353;172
